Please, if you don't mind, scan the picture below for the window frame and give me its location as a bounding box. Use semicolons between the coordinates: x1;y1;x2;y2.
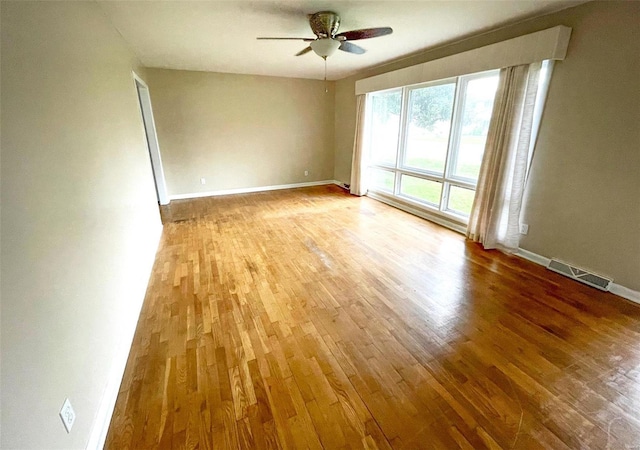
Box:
366;69;500;223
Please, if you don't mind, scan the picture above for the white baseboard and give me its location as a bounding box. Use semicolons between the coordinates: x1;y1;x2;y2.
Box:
609;284;640;304
515;248;551;266
169;180;340;200
85;223;163;450
333;181;350;191
516;248;640;305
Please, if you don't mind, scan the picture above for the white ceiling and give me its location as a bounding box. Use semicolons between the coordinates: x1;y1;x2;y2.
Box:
99;1;584;80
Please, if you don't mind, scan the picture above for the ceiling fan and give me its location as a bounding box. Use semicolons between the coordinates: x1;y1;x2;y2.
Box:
257;11;393;59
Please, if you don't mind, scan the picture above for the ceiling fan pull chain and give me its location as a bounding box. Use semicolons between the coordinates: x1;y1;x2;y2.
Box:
324;56;328;93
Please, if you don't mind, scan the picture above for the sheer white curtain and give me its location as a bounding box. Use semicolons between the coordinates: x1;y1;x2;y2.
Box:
467;62;541;251
350;95;367;196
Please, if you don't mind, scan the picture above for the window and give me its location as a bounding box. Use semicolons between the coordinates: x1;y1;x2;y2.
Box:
368;89;402;167
403;81;456;174
365;70;500;221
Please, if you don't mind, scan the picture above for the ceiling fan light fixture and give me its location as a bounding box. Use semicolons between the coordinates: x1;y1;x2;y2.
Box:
310;38;341;58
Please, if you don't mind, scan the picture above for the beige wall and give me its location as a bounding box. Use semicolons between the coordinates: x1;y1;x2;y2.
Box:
519;2;640;292
1;2;162;448
146;69;335;196
334;80;358;184
334;1;640;292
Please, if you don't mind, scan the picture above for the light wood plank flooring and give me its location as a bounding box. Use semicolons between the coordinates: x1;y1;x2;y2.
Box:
106;185;640;449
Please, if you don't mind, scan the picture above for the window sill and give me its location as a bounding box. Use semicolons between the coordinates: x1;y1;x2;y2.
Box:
366;190;467;235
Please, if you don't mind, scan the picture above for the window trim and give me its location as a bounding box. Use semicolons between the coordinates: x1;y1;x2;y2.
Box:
355;26;570;95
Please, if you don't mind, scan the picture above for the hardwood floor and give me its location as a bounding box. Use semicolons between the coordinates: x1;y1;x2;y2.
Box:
106;185;640;449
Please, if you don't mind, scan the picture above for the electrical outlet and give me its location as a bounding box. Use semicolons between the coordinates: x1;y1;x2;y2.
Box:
520;224;529;235
200;177;206;185
59;398;76;433
304;170;309;177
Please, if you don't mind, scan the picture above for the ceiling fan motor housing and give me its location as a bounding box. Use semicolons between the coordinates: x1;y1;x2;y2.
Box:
310;11;341;38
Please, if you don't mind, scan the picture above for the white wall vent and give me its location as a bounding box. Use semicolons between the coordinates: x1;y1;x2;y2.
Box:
546;259;612;291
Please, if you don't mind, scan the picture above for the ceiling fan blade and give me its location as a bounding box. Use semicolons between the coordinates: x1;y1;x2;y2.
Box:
335;27;393;41
295;46;312;56
256;37;315;41
339;41;366;55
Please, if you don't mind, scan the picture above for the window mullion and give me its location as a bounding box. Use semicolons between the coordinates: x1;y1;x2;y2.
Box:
394;86;410;195
443;177;476;190
439;78;462;211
